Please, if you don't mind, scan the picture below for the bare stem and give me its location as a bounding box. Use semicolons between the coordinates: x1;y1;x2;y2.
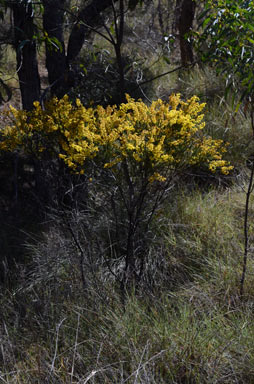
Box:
240;108;254;297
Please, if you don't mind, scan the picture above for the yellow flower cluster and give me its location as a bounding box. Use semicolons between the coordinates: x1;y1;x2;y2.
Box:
0;94;233;180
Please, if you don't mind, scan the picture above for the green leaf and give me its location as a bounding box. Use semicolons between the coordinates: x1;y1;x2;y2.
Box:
246;23;254;33
247;37;254;44
202;16;212;27
162;56;170;65
110;23;115;36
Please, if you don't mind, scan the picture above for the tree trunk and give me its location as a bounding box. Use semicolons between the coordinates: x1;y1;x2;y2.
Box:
114;0;126;103
42;0;119;97
67;0;117;65
12;1;41;110
42;0;68;98
175;0;196;66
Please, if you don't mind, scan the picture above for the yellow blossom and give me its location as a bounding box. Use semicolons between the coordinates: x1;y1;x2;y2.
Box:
0;93;233;178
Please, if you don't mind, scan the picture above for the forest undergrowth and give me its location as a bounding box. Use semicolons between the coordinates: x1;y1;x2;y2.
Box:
1;67;254;383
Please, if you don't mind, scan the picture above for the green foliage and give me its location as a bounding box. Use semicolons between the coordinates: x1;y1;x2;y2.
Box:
196;0;254;102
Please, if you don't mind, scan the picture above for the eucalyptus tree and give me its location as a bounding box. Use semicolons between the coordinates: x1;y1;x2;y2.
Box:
0;0;200;110
0;0;145;110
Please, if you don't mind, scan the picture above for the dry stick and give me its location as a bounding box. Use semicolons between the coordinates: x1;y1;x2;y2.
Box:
124;349;167;383
134;342;149;384
63;214;87;289
70;312;80;384
133;61;197;91
50;318;66;374
83;370;98;383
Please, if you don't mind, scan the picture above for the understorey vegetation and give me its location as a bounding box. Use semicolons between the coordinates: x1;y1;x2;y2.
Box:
1;1;254;383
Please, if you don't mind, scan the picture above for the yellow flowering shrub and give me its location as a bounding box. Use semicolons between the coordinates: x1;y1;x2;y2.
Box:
0;94;234;286
0;94;233;180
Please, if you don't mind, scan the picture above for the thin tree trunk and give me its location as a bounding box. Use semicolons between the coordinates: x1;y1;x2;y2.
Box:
114;0;125;103
175;0;196;66
12;1;41;110
240;160;254;297
67;0;117;65
240;107;254;297
42;0;68;98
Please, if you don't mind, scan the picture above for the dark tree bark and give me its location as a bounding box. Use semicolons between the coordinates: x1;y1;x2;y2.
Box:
113;0;126;103
11;0;125;105
175;0;196;66
41;0;119;99
67;0;127;103
67;0;117;65
12;1;41;110
42;0;68;98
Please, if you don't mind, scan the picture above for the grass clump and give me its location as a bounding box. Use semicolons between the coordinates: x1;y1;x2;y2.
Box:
3;290;254;383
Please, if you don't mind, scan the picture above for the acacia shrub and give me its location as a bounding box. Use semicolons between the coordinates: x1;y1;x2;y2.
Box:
0;94;233;289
